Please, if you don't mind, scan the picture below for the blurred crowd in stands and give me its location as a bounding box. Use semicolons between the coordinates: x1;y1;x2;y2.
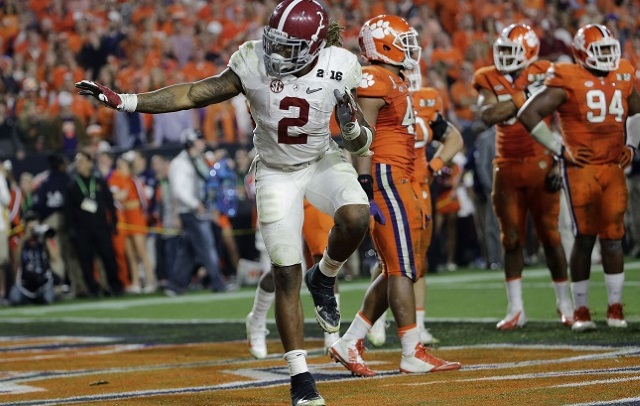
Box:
2;0;640;305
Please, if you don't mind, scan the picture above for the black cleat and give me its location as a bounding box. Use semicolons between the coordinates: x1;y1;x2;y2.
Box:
304;263;340;333
290;372;325;406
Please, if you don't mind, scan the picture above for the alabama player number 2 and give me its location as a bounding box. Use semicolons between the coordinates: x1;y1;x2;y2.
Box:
278;96;309;144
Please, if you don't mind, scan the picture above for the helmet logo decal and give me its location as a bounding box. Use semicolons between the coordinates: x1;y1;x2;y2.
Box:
311;11;325;42
369;19;392;40
524;32;538;48
270;79;284;93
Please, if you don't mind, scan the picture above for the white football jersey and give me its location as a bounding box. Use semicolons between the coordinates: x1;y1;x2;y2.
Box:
228;40;361;168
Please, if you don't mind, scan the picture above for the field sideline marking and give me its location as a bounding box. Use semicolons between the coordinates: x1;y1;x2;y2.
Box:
1;261;638;317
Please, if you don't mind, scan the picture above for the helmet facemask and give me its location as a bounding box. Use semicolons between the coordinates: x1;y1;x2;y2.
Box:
583;37;620;71
399;28;422;70
493;38;527;73
263;26;324;78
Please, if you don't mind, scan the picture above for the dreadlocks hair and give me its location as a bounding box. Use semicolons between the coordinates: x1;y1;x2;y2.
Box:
326;20;344;47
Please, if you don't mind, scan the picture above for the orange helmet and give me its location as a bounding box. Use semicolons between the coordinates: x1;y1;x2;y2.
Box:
359;15;421;70
493;24;539;73
572;24;620;72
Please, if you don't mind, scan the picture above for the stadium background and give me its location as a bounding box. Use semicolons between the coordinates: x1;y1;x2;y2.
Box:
0;1;640;404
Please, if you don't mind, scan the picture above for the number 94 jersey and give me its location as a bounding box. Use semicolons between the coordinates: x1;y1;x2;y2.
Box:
544;58;635;165
228;40;361;168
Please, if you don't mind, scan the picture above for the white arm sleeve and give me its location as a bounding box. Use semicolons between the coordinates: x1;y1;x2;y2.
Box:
626;112;640;148
530;121;563;156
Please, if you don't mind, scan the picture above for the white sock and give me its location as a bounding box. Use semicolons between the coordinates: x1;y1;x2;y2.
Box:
505;278;523;313
416;308;425;329
250;287;275;326
604;273;624;305
552;279;571;306
284;350;308;376
319;250;345;278
399;324;420;357
342;312;372;342
571;280;589;309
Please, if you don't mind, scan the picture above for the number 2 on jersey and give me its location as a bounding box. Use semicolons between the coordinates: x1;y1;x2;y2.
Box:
586;89;623;123
278;97;309;144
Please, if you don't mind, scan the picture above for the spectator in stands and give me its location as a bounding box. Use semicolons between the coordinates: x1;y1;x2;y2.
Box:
50;91;87;154
150;154;175;289
18;98;51;154
166;129;232;295
538;18;571;61
98;149;130;290
449;61;479;144
65;151;122;297
473;127;503;269
150;69;196;148
0;97;24;161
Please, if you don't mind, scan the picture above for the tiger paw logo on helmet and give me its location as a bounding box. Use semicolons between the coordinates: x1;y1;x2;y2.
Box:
368;19;392;39
359;73;376;89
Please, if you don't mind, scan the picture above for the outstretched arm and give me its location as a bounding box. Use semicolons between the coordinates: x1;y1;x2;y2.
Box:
76;68;243;114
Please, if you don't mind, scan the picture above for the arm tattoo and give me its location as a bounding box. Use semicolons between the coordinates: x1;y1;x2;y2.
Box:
136;69;242;113
188;69;243;108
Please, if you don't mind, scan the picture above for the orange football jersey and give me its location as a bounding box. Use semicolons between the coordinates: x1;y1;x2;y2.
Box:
359;65;416;177
412;87;442;184
544;59;635;164
473;60;550;159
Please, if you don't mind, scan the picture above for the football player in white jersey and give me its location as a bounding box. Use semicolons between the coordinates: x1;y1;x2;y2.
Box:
75;1;373;405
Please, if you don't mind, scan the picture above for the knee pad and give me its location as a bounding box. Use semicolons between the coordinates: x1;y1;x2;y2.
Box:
539;230;561;247
268;242;302;267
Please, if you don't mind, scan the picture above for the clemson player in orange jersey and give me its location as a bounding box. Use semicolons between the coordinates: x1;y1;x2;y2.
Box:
365;75;463;347
519;24;640;331
330;15;461;376
474;23;573;330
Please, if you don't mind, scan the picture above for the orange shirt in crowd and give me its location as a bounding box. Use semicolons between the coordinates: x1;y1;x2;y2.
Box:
49;95;95;126
431;47;463;81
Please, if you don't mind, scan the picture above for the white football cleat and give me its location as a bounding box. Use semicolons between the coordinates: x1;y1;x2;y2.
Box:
496;309;527;330
366;317;386;347
571;306;597;332
418;325;440;345
557;301;574;326
606;303;627;328
323;332;340;354
329;338;376;377
246;313;269;359
399;343;461;373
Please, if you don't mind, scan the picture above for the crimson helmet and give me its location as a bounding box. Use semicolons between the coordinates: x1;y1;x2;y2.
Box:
493;24;539;73
572;24;620;72
263;0;329;77
358;15;421;70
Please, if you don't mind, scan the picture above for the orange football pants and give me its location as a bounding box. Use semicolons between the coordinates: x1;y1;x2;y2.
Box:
492;155;561;250
302;199;333;257
563;162;627;239
372;163;425;281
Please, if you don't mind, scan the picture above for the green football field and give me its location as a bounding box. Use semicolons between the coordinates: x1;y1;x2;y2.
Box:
0;260;638;347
